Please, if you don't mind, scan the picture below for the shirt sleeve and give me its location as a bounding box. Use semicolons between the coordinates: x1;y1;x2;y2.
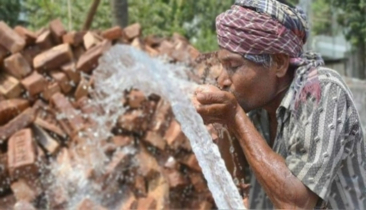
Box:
285;82;356;201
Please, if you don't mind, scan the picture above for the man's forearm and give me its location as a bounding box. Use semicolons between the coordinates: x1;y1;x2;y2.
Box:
230;109;317;209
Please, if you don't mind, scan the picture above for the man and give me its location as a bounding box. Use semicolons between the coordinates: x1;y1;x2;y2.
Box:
194;0;366;209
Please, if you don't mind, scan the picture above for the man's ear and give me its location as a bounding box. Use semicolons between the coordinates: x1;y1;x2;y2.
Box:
272;54;290;78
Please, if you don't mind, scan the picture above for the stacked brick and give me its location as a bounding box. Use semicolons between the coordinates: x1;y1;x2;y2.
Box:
0;19;222;209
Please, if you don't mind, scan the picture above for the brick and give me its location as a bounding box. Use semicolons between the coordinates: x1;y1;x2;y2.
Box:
187;45;200;61
34;104;66;138
0;99;29;125
117;110;149;133
180;137;192;152
20;45;41;66
42;81;61;101
49;19;66;43
104;151;130;181
157;40;174;56
0;154;9;190
136;146;159;179
124;23;141;40
50;71;72;93
83;31;101;50
112;135;133;147
63;31;85;47
164;156;180;170
136;197;157;210
76;198;107;210
0;21;25;53
119;193;137;210
102;26;123;40
180;154;201;172
144;131;166;151
31;124;60;154
14;26;37;45
144;35;163;47
77;40;111;73
131;38;144;50
33;43;73;71
165;169;187;189
0;44;8;63
35;30;53;51
145;45;159;57
3;53;32;79
21;71;47;96
13;201;36;210
164;119;186;150
35;27;47;37
189;173;207;192
50;93;84;136
150;100;172;135
147;174;169;210
7;129;38;178
61;61;80;84
191;200;213;210
0;73;22;98
11;179;37;202
0;194;16;209
127;89;146;108
134;175;147;197
74;75;90;100
0;108;35;141
48;185;68;209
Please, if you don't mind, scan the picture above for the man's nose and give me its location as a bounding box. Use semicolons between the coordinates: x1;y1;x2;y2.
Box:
216;68;232;90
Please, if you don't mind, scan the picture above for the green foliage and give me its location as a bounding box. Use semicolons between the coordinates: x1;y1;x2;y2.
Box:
312;0;332;35
0;0;23;27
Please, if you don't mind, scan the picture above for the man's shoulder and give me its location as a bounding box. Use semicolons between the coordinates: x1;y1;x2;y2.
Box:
316;67;352;95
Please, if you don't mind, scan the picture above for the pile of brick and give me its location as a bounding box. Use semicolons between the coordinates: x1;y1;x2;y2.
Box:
0;19;223;209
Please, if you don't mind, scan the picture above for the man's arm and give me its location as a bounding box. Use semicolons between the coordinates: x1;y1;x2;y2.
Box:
231;108;319;209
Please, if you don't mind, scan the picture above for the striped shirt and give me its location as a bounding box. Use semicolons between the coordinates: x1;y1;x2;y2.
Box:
247;67;366;209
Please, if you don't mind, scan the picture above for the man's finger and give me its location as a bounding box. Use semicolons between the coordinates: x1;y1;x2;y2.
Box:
196;104;226;116
196;92;227;104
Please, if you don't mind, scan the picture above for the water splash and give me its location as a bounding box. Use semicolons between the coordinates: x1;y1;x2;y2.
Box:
90;45;245;209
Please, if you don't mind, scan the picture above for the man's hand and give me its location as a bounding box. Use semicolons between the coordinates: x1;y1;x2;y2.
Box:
193;85;240;126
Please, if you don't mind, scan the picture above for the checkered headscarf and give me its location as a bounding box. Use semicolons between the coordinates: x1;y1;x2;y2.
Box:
216;0;325;109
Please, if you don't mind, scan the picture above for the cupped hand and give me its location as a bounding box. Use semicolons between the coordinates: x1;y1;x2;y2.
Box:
192;85;240;126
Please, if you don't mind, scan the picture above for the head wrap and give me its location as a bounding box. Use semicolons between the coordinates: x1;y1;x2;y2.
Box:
216;0;325;109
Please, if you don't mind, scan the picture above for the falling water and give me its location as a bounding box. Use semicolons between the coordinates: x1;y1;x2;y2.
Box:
89;45;245;209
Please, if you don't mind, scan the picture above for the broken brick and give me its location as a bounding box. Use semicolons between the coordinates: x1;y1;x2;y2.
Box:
42;82;61;101
20;45;42;66
13;201;36;210
136;146;159;179
104;150;130;181
144;35;163;47
136;197;157;210
117;109;149;133
0;154;9;190
34;104;66;138
61;61;80;84
119;193;137;210
62;31;85;47
0;44;8;63
31;124;60;154
7;129;38;179
102;26;124;40
11;179;37;202
150;100;172;135
35;30;53;51
130;37;144;50
49;19;67;44
83;31;101;50
21;71;47;97
165;169;187;190
157;40;174;57
0;21;25;53
77;40;111;73
74;75;90;100
3;53;32;79
189;173;207;192
14;26;37;45
0;99;29;125
180;154;201;172
124;23;141;40
164;119;186;150
33;43;73;71
164;156;180;170
76;198;107;210
144;131;166;151
134;175;147;197
50;71;72;94
112;135;133;147
0;108;35;141
0;73;23;99
127;89;146;108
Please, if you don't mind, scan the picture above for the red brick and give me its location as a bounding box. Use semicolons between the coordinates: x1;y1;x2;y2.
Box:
34;104;66;138
77;40;111;73
7;129;38;178
48;185;68;209
35;27;47;37
35;30;53;51
11;179;37;202
0;108;35;141
50;93;84;136
32;124;60;154
0;73;23;98
104;151;130;180
62;31;85;47
124;23;141;40
144;35;163;47
49;19;66;43
131;37;144;50
0;99;29;125
117;110;149;133
20;45;42;66
76;198;107;210
0;194;16;209
191;200;213;210
13;201;36;210
136;146;159;179
144;131;166;150
164;119;186;150
118;193;137;210
165;169;187;189
61;61;80;84
180;154;201;172
189;173;207;192
83;31;101;50
145;45;159;57
14;26;37;45
73;45;86;60
150;100;172;134
157;40;174;56
187;45;200;61
127;89;146;108
164;156;180;170
0;153;9;190
74;75;90;100
50;71;72;93
134;175;147;197
21;71;47;96
33;43;73;71
112;135;133;147
3;53;32;79
0;44;8;63
0;21;25;53
136;197;157;210
42;81;61;101
102;26;123;40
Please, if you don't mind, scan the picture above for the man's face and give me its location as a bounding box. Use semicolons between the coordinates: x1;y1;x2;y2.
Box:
217;49;278;112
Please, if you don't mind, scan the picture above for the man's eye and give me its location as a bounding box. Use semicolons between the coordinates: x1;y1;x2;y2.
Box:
229;65;240;71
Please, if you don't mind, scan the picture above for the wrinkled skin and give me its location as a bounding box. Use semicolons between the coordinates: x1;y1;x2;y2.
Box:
193;49;319;209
